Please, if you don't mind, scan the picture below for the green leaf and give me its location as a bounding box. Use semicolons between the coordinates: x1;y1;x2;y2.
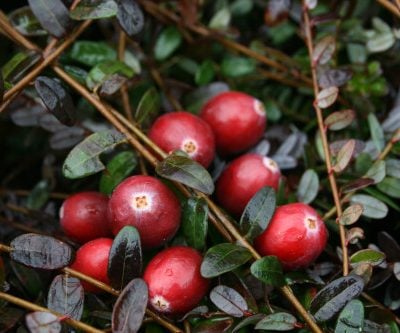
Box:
339;204;363;225
156;152;214;194
297;169;319;204
368;113;385;152
9;6;47;36
209;7;231;30
335;300;364;333
350;194;388;219
86;60;135;91
195;60;215;86
386;159;400;178
70;0;118;20
26;180;50;210
239;187;276;240
310;275;364;322
1;51;41;84
135;87;160;128
364;160;386;184
63;130;126;179
154;26;182;61
350;249;386;266
377;177;400;199
200;243;252;278
250;256;285;287
333;139;356;173
100;151;137;195
255;312;297;331
69;41;117;67
221;56;256;77
182;197;208;251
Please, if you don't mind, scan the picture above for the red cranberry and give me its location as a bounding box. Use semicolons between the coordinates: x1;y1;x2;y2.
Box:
143;246;209;315
108;175;181;249
60;192;111;244
200;91;266;155
148;111;216;168
216;153;281;216
70;238;113;293
254;203;328;270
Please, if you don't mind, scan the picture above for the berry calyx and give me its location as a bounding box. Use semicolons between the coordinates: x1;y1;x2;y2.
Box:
70;238;113;293
200;91;266;155
254;203;328;270
143;246;209;315
59;192;111;244
148;111;216;168
216;153;281;216
108;175;181;249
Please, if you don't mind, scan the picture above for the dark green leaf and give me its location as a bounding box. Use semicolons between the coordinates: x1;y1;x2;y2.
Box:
135;87;161;127
350;249;385;266
100;151;137;195
25;312;61;333
69;41;117;67
35;76;76;126
26;180;50;210
335;299;364;333
154;26;182;61
63;65;88;85
297;169;319;204
195;60;215;86
182;197;208;251
193;317;234;333
368;113;385;152
310;275;364;322
8;6;47;36
62;130;126;179
1;50;41;84
350;194;388;219
112;278;148;333
200;243;252;278
255;312;297;330
28;0;71;37
156;152;214;194
377;177;400;199
86;61;135;91
70;0;118;20
250;256;285;287
232;314;265;333
47;275;84;320
221;56;256;77
116;0;144;36
108;226;142;290
240;186;276;240
210;285;249;318
10;234;73;270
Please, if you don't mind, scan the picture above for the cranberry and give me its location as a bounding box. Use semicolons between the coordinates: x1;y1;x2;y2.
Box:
200;91;266;155
70;238;113;293
143;246;209;315
216;153;281;216
148;111;216;168
108;175;181;249
59;192;111;244
254;203;328;270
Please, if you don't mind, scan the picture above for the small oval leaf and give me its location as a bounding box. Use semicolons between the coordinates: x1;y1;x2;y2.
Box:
200;243;252;278
332;139;356;173
156;152;215;194
313;35;336;65
335;299;364;333
325;109;355;131
240;186;276;240
377;177;400;199
339;204;363;225
232;314;266;333
25;312;61;333
350;249;385;267
112;278;148;333
350;194;388;219
310;275;365;322
250;256;285;287
116;0;144;36
10;234;73;270
297;169;319;204
317;86;339;109
70;0;118;20
154;26;182;61
182;197;208;251
210;285;249;318
255;312;297;331
108;226;142;290
47;275;84;320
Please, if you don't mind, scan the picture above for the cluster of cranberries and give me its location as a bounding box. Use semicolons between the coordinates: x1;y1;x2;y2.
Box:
60;91;328;315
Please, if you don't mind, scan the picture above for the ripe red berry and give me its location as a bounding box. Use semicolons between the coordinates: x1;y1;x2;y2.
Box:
70;238;113;293
200;91;266;155
143;246;209;315
254;203;328;270
108;175;181;249
59;192;111;244
148;112;216;168
216;153;281;216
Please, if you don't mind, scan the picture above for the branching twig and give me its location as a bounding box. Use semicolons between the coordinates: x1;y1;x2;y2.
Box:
376;0;400;17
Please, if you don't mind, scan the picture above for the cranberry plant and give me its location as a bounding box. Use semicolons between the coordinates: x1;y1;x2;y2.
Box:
0;0;400;332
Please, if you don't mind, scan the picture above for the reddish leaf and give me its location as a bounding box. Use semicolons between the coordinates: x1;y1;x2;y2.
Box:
316;86;339;109
332;139;356;173
325;109;355;131
339;204;363;225
312;35;336;65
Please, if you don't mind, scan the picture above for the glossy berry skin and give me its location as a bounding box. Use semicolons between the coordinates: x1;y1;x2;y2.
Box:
148;112;216;168
143;246;209;315
108;175;181;249
254;203;328;270
70;238;113;293
59;192;111;244
216;153;281;216
200;91;266;155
